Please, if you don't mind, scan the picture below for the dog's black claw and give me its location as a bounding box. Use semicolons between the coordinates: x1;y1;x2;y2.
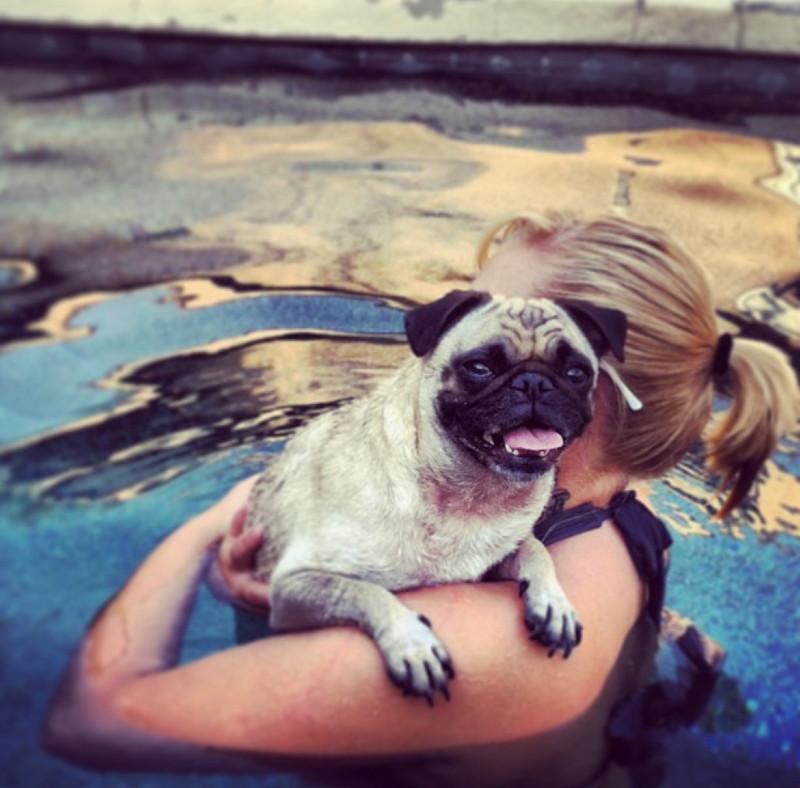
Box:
425;693;434;708
526;602;555;643
388;666;410;694
441;685;451;702
547;646;557;658
575;622;583;646
403;659;413;692
518;579;530;597
433;646;456;679
424;662;436;691
531;628;549;646
418;614;432;629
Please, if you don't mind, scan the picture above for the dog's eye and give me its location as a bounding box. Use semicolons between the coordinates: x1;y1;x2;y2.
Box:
462;360;494;379
565;366;590;385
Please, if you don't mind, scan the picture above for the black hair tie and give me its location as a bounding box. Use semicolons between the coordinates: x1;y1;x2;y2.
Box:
712;333;734;377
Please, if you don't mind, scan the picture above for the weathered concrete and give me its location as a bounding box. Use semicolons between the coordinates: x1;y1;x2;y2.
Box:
1;1;800;55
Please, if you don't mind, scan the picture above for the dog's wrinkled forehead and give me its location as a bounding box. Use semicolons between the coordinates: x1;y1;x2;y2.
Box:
432;295;597;368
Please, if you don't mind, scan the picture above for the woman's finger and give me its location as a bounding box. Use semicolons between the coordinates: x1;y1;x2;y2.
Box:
230;528;264;570
239;578;271;610
229;506;249;538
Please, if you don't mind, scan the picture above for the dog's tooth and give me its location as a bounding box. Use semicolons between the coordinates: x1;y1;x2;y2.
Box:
483;431;494;445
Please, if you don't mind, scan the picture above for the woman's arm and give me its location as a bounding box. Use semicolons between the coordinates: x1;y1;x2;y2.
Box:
42;476;263;771
43;477;644;771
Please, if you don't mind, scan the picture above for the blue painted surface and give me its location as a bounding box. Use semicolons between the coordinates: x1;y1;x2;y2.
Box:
0;447;290;788
652;482;800;786
0;289;403;444
0;282;798;787
0;289;408;786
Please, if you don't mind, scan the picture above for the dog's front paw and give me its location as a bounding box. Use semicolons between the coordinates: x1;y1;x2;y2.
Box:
376;612;455;706
519;579;582;659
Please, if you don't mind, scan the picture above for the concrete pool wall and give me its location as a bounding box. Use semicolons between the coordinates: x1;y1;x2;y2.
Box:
1;0;800;55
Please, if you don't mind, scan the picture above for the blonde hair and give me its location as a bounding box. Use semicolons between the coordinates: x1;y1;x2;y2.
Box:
478;212;799;516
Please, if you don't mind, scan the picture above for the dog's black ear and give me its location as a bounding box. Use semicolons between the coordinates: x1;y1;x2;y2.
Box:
405;290;491;357
557;299;628;362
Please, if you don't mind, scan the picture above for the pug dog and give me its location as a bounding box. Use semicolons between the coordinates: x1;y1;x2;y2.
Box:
244;290;627;703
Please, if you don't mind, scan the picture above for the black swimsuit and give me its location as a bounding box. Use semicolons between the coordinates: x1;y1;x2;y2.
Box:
534;489;673;627
534;490;721;772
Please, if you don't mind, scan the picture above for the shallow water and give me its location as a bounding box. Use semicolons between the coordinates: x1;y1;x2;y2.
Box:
0;68;798;786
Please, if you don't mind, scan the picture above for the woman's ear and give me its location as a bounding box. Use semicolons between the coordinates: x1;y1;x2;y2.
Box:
557;299;628;362
404;290;491;357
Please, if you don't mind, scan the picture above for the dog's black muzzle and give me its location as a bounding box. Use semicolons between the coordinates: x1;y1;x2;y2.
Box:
436;361;593;480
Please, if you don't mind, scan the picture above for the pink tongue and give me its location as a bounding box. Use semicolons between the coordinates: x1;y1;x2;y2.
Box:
504;427;564;452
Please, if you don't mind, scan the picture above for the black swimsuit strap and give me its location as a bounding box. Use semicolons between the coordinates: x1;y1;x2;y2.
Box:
533;490;673;626
608;491;673;625
533;500;609;546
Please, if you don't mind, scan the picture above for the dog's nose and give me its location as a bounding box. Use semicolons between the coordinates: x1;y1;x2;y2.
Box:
511;371;554;396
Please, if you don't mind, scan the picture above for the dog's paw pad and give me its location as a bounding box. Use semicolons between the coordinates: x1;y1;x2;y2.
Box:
522;583;581;658
379;615;454;704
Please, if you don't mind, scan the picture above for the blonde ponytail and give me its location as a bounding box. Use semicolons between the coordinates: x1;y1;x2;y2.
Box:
707;338;800;517
477;212;800;515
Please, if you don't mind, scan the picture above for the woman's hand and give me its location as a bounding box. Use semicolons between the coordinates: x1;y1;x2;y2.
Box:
207;507;271;612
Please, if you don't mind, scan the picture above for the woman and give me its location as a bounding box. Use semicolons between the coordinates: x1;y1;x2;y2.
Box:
42;214;798;786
